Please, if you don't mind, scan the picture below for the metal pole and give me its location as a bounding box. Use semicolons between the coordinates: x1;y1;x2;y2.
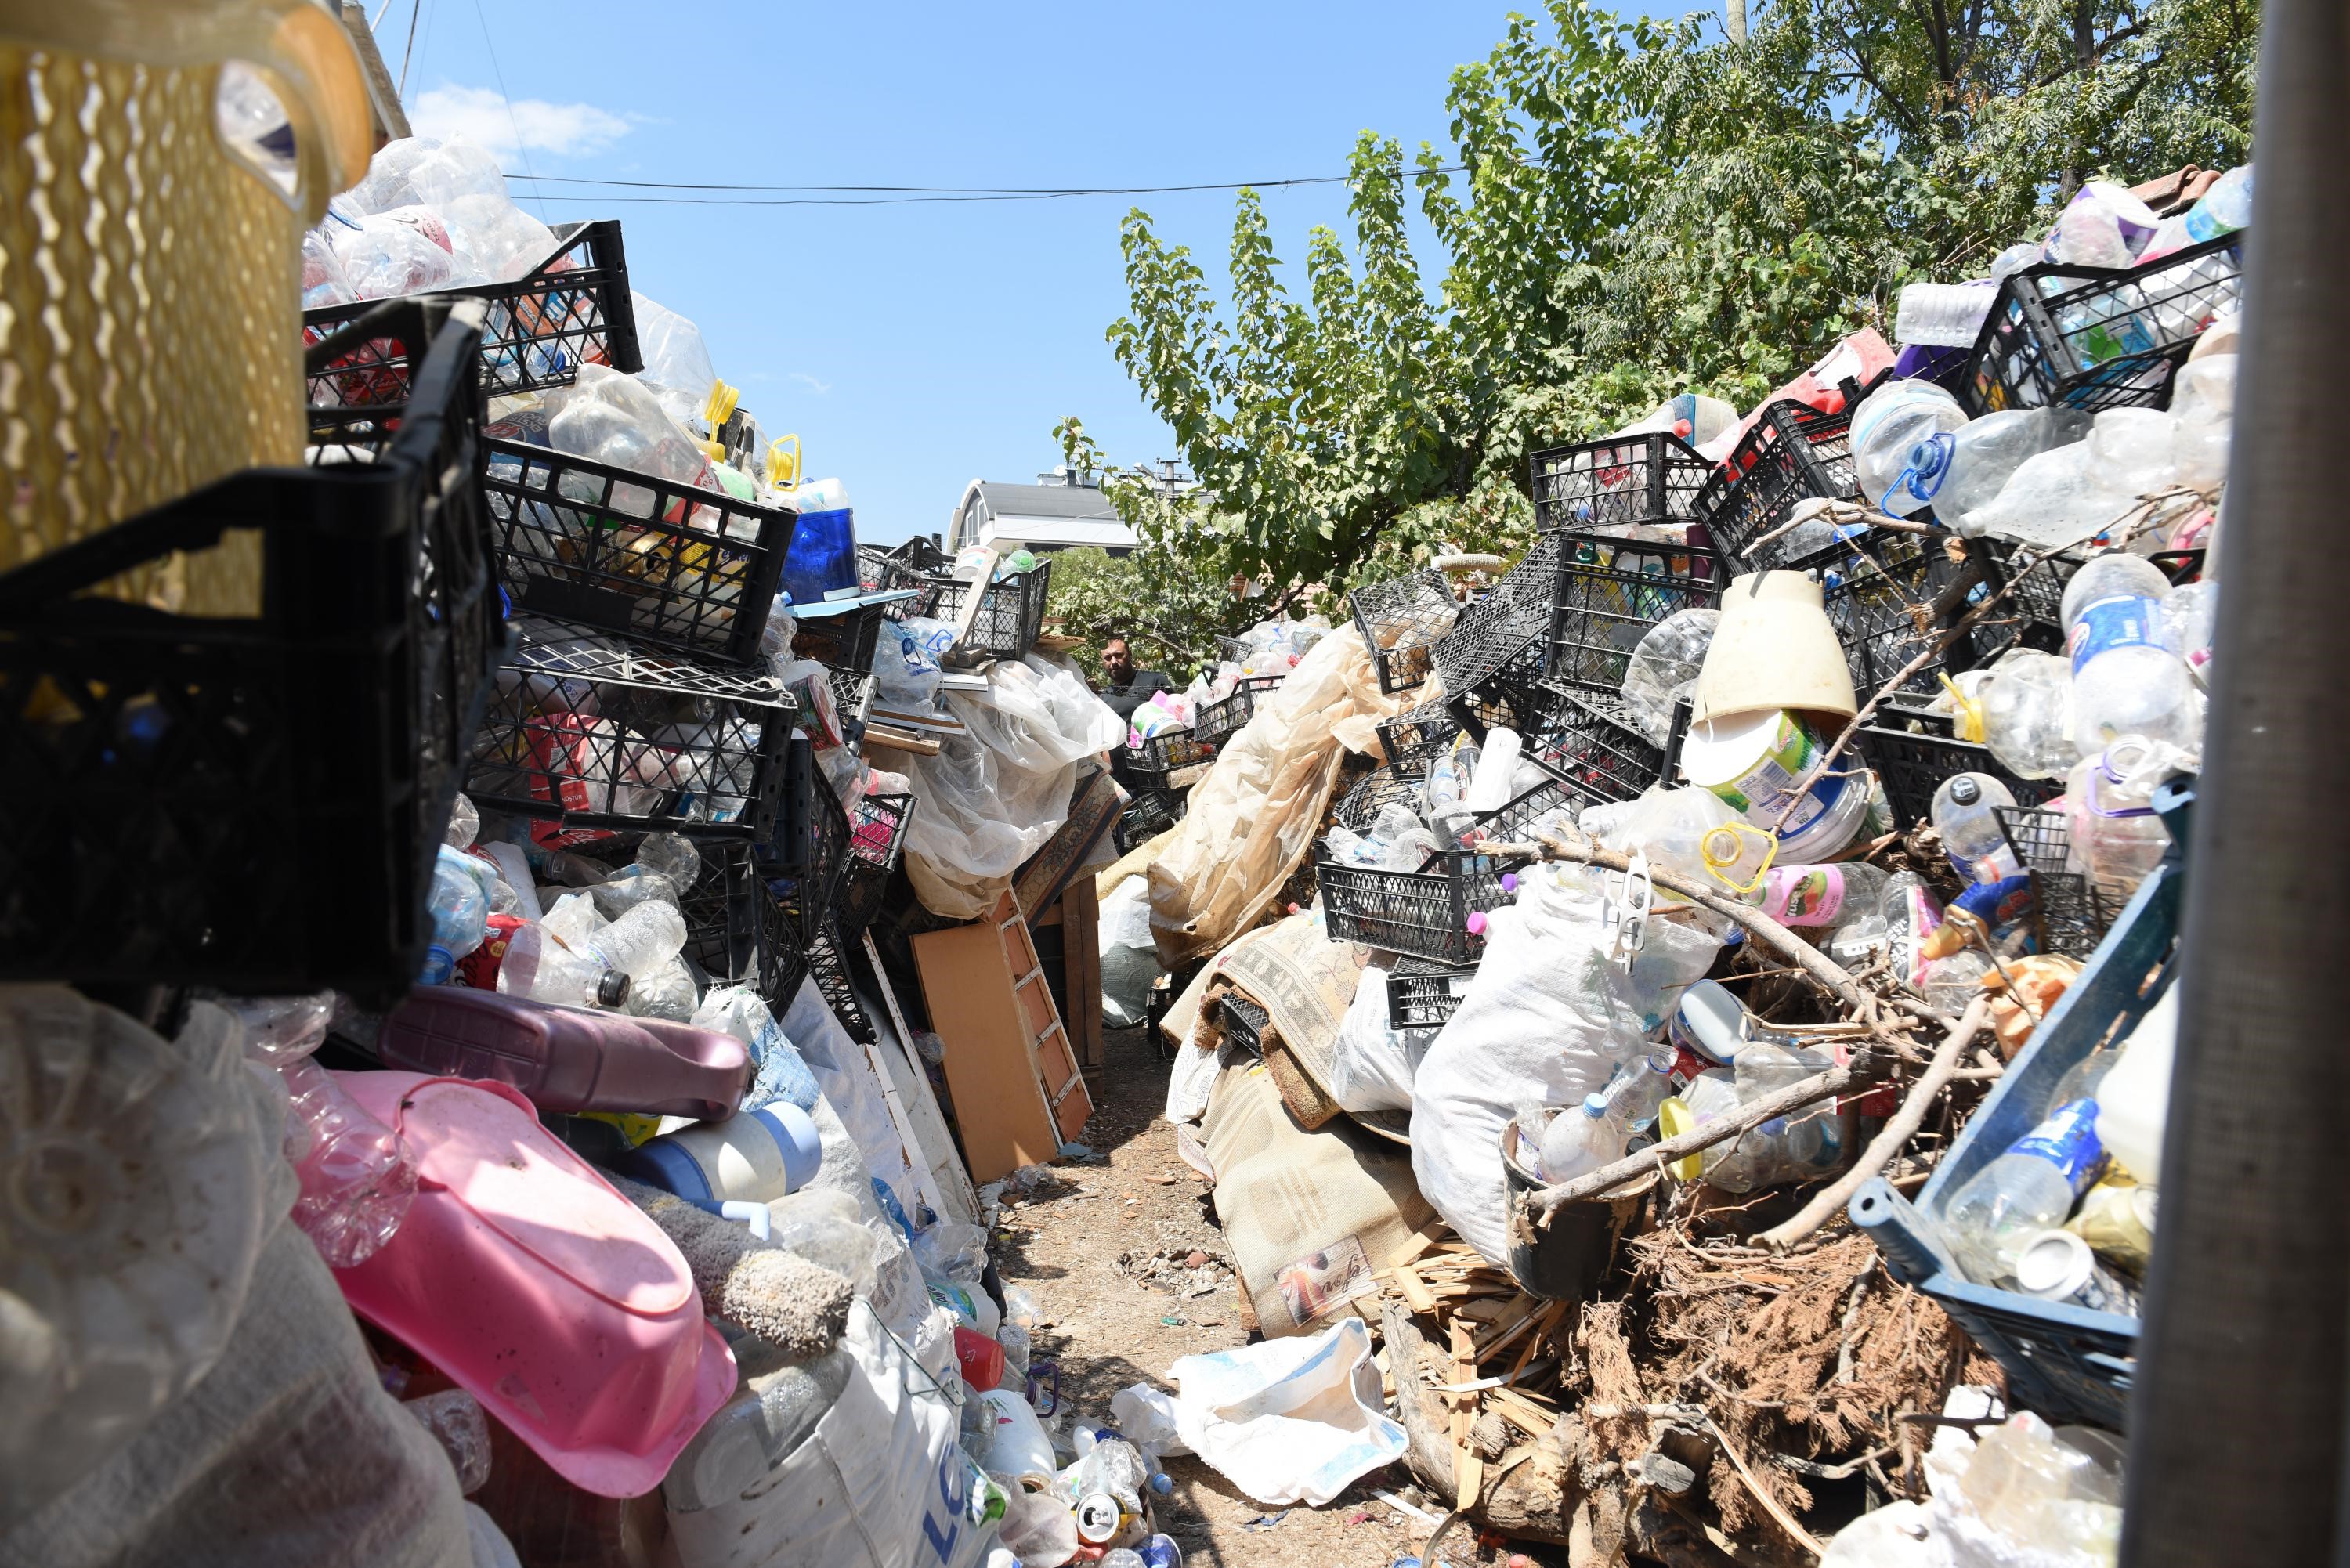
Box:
2120;2;2350;1562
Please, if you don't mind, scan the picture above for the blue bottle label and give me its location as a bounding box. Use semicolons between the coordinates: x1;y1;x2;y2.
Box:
2068;594;2160;673
2007;1099;2105;1193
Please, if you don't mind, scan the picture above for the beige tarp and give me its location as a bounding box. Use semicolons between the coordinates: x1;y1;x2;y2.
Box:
1148;628;1415;966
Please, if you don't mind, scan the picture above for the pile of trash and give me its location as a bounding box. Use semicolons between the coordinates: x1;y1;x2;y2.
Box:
1083;162;2244;1565
0;41;2245;1566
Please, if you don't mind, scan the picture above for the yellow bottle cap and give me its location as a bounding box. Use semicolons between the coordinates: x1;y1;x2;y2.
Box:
702;377;740;432
1656;1097;1704;1182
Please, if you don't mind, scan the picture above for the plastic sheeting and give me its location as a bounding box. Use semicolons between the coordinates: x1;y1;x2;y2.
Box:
902;654;1123;919
1148;628;1415;966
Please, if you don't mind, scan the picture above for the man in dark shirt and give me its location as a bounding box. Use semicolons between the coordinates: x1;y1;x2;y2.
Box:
1097;635;1173;724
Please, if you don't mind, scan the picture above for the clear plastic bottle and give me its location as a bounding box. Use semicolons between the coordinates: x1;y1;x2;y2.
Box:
421;845;494;984
498;899;687;1010
1880;870;1944;988
1941;1100;2106;1284
1931;774;2026;883
1422;738;1480;835
2063;555;2200;752
1849;380;1969;515
1619;608;1719;745
2182;164;2252;243
1601;1046;1679;1132
1914;407;2089;533
2066;738;2185;905
1539;1094;1628;1183
1979;649;2079;781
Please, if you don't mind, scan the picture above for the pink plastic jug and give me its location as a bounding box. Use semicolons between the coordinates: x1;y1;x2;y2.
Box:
330;1071;736;1498
378;988;751;1121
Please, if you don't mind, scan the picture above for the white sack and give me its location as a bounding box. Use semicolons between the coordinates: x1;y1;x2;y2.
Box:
1325;956;1419;1114
666;1306;998;1568
1164;1317;1406;1507
1409;865;1720;1263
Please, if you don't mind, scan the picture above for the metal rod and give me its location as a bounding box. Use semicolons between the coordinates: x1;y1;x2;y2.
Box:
2120;1;2350;1559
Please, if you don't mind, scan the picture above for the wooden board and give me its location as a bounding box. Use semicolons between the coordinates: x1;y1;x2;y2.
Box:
1060;880;1103;1068
909;891;1093;1182
861;932;980;1226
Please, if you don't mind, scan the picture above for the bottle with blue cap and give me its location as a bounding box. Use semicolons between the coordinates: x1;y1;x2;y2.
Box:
1538;1093;1629;1184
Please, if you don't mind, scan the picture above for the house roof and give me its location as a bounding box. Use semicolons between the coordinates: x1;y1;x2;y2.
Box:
974;481;1122;522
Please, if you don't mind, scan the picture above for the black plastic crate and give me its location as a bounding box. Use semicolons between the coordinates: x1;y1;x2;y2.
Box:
479;439;794;668
1386;956;1475;1034
1546;531;1723;695
1444;637;1549;739
794;601;888;677
1350;571;1458;695
1191;674;1285;749
678;840;797;996
1526;682;1671;804
925;558;1054;663
837;791;916;937
1318;776;1580;965
1433;533;1565;705
1994;804;2113;959
1332;760;1431;833
1376;703;1456;771
1122;726;1216;782
1530;431;1711;533
1218;992;1271;1055
1115;788;1186;854
1860;717;2058;831
761;737;851;943
468;616;794;843
1996;544;2208;633
1820;532;2024;706
806;919;876;1042
857;542;931;621
0;299;501;1005
1692;372;1891;572
1963;233;2245;415
305;220;642;401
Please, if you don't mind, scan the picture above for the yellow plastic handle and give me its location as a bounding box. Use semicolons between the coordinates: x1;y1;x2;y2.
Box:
259;2;373;221
1700;821;1777;895
766;434;802;490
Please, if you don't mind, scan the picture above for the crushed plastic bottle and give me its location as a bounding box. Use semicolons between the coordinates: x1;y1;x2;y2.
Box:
0;990;287;1530
421;844;496;984
2062;553;2201;753
1942;1100;2106;1284
1979;648;2079;781
1849;379;1968;515
2065;737;2189;905
1619;609;1718;745
226;994;421;1270
497;899;689;1010
405;1389;493;1494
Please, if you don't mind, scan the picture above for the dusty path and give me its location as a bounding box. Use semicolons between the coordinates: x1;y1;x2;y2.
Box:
993;1022;1532;1568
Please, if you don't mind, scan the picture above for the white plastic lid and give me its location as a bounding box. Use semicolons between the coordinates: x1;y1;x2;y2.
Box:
2014;1229;2093;1298
1679;709;1793;789
1672;978;1748;1064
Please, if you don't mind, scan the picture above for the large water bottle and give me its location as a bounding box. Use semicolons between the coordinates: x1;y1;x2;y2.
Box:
1940;1100;2106;1284
2062;554;2200;753
1849;380;1968;516
2182;164;2252;244
1462;726;1525;814
1930;774;2026;883
497;900;687;1009
1912;407;2089;533
1539;1094;1629;1183
2064;738;2186;905
421;845;495;984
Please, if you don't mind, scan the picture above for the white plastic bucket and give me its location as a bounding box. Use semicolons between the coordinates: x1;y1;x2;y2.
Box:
1680;709;1868;861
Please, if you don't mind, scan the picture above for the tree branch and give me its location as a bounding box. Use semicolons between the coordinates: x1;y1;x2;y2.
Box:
1755;997;1988;1252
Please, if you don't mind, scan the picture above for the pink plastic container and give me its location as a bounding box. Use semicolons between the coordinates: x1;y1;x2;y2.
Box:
377;988;751;1121
331;1071;736;1498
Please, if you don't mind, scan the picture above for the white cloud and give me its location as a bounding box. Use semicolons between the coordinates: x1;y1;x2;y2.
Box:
787;372;833;396
410;84;632;161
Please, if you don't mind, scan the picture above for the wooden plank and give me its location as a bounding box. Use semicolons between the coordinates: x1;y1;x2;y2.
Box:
911;906;1064;1182
1060;880;1103;1069
1394;1263;1439;1316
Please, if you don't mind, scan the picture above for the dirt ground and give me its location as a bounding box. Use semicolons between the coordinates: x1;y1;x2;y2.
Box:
992;1021;1550;1568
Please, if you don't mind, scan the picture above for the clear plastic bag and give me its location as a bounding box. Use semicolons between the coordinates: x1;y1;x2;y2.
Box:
630;292;719;432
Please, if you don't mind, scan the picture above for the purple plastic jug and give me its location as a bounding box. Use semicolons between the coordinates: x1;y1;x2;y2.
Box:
378;988;750;1121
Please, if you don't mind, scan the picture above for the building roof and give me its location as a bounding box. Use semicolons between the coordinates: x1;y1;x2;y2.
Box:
973;481;1123;522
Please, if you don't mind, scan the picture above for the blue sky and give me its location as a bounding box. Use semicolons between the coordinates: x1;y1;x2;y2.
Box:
388;0;1701;545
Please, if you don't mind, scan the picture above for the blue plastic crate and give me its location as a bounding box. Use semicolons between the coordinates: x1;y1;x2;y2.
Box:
1850;779;2193;1429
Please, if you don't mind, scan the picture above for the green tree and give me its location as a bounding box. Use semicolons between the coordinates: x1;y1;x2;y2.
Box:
1090;0;2256;606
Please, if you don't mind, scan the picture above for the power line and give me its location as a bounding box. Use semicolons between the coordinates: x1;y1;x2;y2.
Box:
468;0;548;223
506;161;1494;208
